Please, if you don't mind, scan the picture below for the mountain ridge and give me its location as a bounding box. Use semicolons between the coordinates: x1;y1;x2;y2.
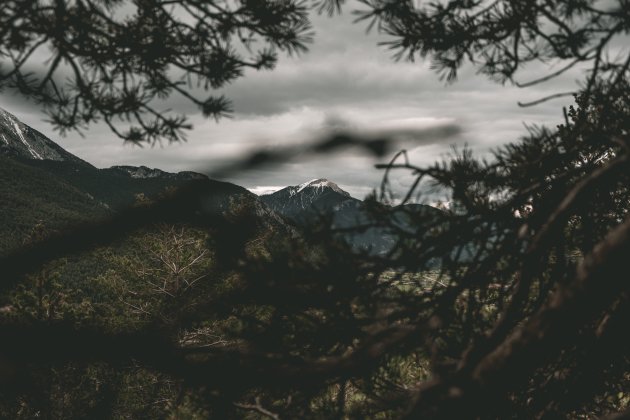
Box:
0;107;210;183
1;107;441;258
0;108;280;253
261;177;443;256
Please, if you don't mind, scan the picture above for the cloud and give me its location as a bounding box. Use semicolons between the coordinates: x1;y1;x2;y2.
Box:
0;0;595;200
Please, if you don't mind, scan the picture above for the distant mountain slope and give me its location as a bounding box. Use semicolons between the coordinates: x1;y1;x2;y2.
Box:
261;179;443;255
261;178;361;224
0;107;218;210
0;107;88;164
110;165;207;181
22;159;212;211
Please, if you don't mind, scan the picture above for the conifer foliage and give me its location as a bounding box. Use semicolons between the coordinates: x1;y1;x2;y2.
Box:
1;1;630;418
0;0;317;144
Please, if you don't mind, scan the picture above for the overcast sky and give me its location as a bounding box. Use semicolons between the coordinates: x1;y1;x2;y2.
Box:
0;1;589;201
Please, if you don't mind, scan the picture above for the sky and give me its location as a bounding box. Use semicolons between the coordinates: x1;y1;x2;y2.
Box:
0;1;589;201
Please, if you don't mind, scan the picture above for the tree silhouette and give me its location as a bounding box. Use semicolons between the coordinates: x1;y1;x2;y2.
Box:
1;0;630;418
0;0;322;144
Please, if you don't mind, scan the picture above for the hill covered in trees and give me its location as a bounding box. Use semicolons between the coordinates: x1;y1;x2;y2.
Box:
0;107;268;254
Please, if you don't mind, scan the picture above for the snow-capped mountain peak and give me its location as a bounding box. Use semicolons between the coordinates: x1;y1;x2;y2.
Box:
0;107;211;181
293;178;350;196
260;178;357;222
0;107;85;164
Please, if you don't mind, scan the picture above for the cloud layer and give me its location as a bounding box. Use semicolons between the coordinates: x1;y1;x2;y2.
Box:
0;1;589;200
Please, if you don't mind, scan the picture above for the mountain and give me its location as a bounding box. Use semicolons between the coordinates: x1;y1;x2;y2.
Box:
0;108;293;254
260;178;361;224
0;107;439;260
0;108;87;164
110;165;207;181
261;179;443;256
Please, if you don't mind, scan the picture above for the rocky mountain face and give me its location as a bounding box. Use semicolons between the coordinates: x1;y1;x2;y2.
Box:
0;107;87;164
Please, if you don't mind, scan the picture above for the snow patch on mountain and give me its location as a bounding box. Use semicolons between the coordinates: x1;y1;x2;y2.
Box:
291;178;350;197
12;119;42;159
0;107;84;163
260;178;358;223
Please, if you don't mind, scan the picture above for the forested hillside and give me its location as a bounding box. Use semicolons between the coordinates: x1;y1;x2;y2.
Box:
0;116;306;418
0;157;109;252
